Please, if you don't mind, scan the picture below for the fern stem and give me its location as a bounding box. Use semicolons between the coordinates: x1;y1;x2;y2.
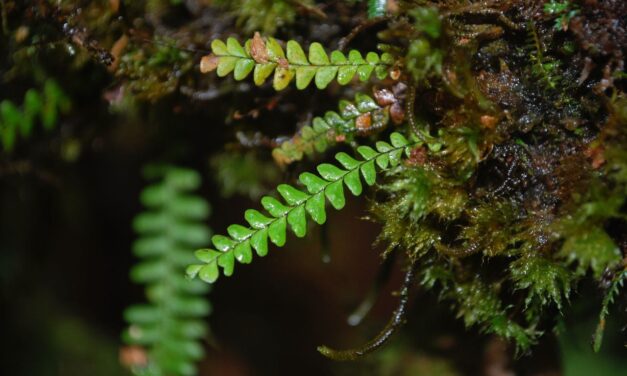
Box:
318;261;417;360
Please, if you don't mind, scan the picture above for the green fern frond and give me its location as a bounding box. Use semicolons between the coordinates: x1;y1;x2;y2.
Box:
123;166;213;376
526;23;561;91
0;79;70;152
200;34;395;90
187;132;415;284
272;93;391;165
593;269;627;352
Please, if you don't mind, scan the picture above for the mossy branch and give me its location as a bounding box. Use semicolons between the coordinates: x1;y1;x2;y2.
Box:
200;33;394;90
187;132;415;284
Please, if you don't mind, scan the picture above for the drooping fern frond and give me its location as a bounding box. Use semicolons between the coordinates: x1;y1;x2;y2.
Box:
200;33;395;90
593;269;627;352
187;132;415;283
272;93;391;165
0;79;70;152
123;166;213;376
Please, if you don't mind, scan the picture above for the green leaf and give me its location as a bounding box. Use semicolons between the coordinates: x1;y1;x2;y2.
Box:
360;160;377;185
356;93;379;112
295;67;317;90
390;132;409;147
376;154;389;169
268;217;287;246
186;264;203;279
325;180;346;210
315;66;338;89
212;235;235;251
344;169;363;196
254;63;277;85
317;163;346;181
348;50;365;64
245;209;273;229
309;42;329;65
305;192;327;224
330;50;347;64
261;196;289;217
357;145;378;160
335;152;361;169
234;242;253;264
211;39;228;55
366;52;380;64
217;251;235;276
194;249;220;263
234;59;255;80
273;67;294;91
250;229;269;256
217;56;238;77
337;66;357;85
266;37;285;59
300;172;328;193
357;64;375;81
227;224;254;241
198;262;219;283
226;37;247;57
287;206;307;237
277;184;309;205
287;40;308;64
389;148;404;167
375;141;393;152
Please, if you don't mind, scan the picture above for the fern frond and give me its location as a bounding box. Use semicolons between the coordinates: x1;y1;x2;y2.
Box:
200;33;395;90
593;269;627;352
187;132;415;284
272;93;391;165
0;79;70;152
526;23;561;91
123;166;213;376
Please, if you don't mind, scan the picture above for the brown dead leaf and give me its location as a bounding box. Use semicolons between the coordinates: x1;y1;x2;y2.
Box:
356;113;372;130
250;32;269;64
200;54;220;73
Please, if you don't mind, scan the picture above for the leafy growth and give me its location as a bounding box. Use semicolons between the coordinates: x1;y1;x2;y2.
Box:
543;0;579;31
200;34;394;90
187;132;414;283
593;270;627;352
272;93;391;165
123;166;213;376
0;79;70;152
213;0;314;35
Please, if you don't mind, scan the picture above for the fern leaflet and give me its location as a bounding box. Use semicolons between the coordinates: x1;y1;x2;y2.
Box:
187;132;415;283
200;33;394;90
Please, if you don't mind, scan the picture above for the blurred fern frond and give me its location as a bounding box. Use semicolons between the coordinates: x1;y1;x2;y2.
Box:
0;79;70;153
123;166;213;376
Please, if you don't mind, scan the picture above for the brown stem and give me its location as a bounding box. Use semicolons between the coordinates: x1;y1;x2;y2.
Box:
317;261;417;361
